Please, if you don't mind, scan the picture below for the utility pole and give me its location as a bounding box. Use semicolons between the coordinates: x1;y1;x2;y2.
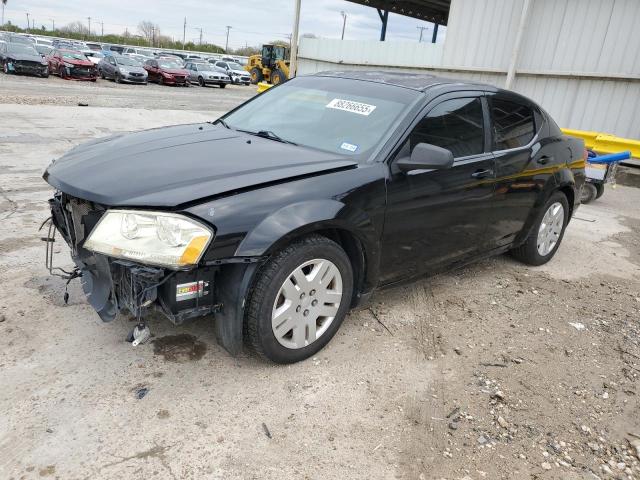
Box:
225;26;232;53
87;16;91;38
290;0;301;78
417;25;428;42
100;21;104;37
1;1;5;27
25;12;29;32
50;19;55;31
198;27;203;45
340;11;347;40
151;26;155;47
182;17;186;50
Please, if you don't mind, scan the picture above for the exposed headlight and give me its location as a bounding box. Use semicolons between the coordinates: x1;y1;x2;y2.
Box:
64;62;74;68
120;68;129;74
84;210;213;269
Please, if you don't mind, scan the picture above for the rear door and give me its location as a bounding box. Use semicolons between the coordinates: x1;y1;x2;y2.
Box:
485;93;550;248
380;92;496;283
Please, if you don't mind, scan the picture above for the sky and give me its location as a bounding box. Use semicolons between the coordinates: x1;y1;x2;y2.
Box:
1;0;446;49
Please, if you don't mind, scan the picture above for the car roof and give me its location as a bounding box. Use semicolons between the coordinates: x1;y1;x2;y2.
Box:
313;70;501;93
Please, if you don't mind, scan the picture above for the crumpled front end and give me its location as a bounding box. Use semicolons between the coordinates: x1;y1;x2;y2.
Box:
46;192;220;324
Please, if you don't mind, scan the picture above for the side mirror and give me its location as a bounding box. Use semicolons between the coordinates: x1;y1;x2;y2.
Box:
397;143;454;173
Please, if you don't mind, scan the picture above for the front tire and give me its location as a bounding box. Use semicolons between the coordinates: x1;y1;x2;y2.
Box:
511;191;569;266
595;183;605;200
219;83;226;88
245;235;353;364
198;76;205;87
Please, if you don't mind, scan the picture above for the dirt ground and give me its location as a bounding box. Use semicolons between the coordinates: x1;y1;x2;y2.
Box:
0;75;639;480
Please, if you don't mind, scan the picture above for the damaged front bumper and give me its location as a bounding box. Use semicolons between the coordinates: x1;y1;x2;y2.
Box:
45;192;222;325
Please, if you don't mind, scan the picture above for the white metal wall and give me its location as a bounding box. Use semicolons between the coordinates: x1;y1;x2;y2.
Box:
297;0;640;138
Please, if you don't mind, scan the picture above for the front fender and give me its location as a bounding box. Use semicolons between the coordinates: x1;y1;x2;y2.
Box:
235;199;381;294
235;199;374;256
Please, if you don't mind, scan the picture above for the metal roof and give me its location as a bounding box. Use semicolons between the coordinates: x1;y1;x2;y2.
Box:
345;0;450;25
315;70;496;92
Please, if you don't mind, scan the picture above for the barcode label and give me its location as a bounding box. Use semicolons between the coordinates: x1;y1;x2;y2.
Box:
326;98;377;116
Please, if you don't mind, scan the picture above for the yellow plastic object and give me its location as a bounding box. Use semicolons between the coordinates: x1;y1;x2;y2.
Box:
561;128;640;159
257;82;273;93
179;235;209;266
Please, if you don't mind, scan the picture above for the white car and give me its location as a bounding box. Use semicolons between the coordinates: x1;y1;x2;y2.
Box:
214;60;250;85
82;51;105;65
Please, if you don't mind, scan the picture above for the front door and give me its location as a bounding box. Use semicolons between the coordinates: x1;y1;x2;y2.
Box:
380;94;496;284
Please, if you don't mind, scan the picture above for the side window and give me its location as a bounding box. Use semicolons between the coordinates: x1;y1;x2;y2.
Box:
408;97;485;158
491;98;535;150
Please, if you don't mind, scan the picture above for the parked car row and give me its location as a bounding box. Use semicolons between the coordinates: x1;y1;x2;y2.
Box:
0;31;250;87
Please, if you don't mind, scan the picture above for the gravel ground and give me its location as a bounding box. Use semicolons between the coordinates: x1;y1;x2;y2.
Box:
0;76;639;480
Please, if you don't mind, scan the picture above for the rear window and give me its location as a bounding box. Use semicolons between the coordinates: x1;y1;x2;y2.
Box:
491;98;535;150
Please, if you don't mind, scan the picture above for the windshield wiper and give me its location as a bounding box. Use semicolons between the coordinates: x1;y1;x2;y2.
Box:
248;130;298;145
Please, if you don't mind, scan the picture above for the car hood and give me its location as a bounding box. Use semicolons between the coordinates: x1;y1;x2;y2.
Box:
7;53;45;63
64;59;93;67
230;69;248;75
161;68;188;75
44;123;357;208
120;65;146;73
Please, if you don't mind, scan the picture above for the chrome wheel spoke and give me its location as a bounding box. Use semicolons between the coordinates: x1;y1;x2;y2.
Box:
272;258;343;350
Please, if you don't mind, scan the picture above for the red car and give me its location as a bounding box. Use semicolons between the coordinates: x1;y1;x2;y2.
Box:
48;49;97;81
143;57;190;86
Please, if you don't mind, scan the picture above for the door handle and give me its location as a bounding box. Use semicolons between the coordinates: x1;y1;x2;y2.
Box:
538;155;554;165
471;169;493;179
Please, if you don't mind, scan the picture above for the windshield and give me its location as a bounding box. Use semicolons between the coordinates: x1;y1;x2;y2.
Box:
62;52;88;61
116;56;139;66
35;45;52;55
158;60;182;69
227;62;242;70
223;76;418;159
8;44;38;55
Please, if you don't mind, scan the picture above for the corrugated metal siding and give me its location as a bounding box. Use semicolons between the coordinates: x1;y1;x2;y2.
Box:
298;38;443;68
518;0;640;75
442;0;524;69
297;0;640;138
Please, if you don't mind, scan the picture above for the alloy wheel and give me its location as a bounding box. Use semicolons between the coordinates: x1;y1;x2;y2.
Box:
271;258;343;349
537;202;564;256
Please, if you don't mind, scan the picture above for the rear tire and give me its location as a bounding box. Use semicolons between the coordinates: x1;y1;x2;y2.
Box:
244;235;353;364
250;67;263;85
580;183;598;204
510;191;569;266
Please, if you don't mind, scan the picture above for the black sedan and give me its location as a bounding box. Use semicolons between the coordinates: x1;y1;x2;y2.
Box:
43;71;585;363
0;42;49;77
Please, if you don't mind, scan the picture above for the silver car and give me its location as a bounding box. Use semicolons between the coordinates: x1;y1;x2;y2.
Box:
184;62;230;88
98;55;148;84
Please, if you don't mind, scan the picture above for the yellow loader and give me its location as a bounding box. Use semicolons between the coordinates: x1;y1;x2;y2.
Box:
245;44;290;85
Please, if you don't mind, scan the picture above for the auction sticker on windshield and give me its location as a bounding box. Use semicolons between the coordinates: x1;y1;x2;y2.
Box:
326;98;377;116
